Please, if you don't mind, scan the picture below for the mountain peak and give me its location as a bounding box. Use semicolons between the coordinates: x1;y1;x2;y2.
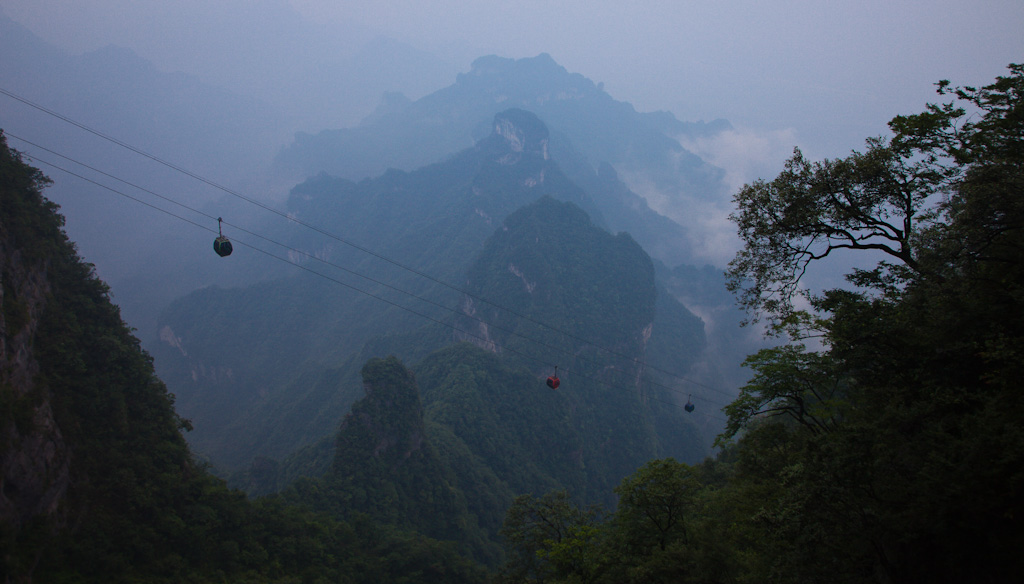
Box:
490;108;550;161
468;53;563;76
334;356;427;465
457;53;597;103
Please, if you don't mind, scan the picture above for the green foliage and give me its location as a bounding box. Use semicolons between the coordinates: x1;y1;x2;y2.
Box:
0;131;58;261
325;357;473;537
717;64;1024;582
494;63;1024;584
495;458;758;584
2;130;206;580
416;343;575;499
720;344;844;442
0;133;490;583
725;128;954;328
283;326;705;569
273;354;504;566
498;490;602;583
612;459;700;553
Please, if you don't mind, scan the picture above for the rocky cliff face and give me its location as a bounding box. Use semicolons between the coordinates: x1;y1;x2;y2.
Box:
0;142;72;574
1;132;205;582
333;356;429;466
0;246;70;522
490;108;550;163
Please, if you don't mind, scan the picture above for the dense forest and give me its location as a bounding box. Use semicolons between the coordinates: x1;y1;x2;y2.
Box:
489;65;1024;583
0;131;492;583
2;62;1022;583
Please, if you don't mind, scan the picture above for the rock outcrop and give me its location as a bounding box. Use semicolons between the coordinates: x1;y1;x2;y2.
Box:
0;139;72;576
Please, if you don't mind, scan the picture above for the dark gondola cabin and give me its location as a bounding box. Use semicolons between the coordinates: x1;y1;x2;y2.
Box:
213;217;232;257
684;396;695;413
213;236;232;257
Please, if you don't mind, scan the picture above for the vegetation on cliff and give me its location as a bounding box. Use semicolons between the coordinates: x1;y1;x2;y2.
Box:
0;132;486;583
492;64;1024;584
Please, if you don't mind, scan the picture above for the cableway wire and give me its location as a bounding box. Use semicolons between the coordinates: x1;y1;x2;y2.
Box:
6;131;735;414
0;86;736;402
19;145;733;422
0;87;739;403
13;137;735;420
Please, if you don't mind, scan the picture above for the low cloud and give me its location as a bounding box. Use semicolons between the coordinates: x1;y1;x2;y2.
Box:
625;126;800;267
678;126;799;194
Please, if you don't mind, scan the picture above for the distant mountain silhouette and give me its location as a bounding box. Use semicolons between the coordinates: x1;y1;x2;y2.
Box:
153;110;706;478
278;53;727;186
276;53;733;266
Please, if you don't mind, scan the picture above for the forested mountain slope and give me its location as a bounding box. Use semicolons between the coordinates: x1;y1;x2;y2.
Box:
0;132;488;583
231;193;707;566
152;110;709;477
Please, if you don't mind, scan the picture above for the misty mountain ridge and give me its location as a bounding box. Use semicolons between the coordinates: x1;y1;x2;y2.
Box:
4;14;748;500
4;17;739;338
153;110;708;487
280;109;603;276
279;53;730;183
276;54;733;267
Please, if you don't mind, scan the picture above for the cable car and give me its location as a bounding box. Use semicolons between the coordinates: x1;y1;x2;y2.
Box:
213;217;233;257
546;366;560;389
684;394;695;413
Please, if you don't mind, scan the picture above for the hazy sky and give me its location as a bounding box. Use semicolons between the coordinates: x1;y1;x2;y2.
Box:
6;0;1022;162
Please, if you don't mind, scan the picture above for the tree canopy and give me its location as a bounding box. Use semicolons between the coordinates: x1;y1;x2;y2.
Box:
496;63;1024;584
722;67;1014;327
722;63;1024;582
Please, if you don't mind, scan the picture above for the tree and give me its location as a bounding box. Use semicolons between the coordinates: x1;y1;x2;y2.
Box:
721;64;1024;583
719;344;843;442
498;490;601;583
612;459;700;554
725;105;960;328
